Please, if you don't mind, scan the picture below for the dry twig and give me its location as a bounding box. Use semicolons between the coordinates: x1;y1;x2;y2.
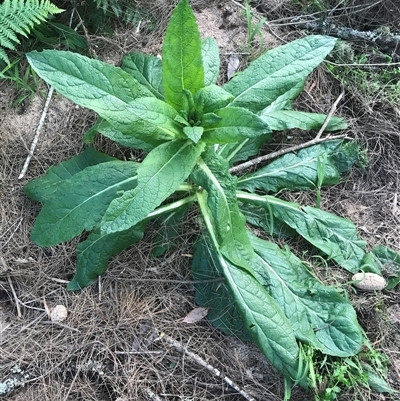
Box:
160;334;257;401
230;90;348;174
7;276;22;318
18;86;54;180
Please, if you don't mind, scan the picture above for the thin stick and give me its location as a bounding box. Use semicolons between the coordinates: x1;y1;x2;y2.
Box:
7;276;22;318
18;86;54;180
230;90;347;174
161;334;257;401
315;89;345;140
229;134;348;174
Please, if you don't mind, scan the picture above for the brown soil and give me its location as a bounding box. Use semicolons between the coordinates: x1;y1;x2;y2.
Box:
1;0;400;400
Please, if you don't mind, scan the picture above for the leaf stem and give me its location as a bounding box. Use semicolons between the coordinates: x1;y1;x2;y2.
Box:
146;195;196;220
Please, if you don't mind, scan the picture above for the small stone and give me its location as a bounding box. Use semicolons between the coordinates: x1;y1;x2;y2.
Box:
50;305;68;322
352;272;386;291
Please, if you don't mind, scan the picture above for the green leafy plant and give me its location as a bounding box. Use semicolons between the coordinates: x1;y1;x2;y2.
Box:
24;0;400;393
0;0;63;65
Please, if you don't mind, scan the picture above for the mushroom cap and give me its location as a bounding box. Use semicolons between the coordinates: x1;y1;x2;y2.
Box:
352;272;386;291
50;305;68;322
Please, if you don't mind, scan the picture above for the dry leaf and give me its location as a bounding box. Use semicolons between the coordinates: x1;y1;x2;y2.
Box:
227;54;240;80
182;307;208;324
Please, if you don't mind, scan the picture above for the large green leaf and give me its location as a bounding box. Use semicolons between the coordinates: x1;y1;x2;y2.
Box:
238;194;380;274
27;50;153;111
84;118;154;151
260;80;306;113
191;238;252;340
237;140;356;193
24;147;115;202
192;150;254;270
223;36;336;112
201;37;220;86
162;0;204;111
195;224;301;380
30;161;139;247
239;201;295;238
371;245;400;289
101;140;204;234
218;134;271;165
260;110;347;132
202;107;270;144
121;51;164;99
250;234;363;357
101;97;185;145
193;85;233;116
67;223;145;290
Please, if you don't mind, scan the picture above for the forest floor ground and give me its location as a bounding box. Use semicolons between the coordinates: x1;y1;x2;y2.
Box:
1;0;400;400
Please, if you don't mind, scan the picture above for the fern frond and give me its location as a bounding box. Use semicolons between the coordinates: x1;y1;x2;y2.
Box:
0;0;63;63
0;46;10;64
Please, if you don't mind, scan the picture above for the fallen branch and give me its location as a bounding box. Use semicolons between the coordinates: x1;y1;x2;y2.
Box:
160;334;257;401
229;134;348;174
315;89;344;139
18;86;54;180
292;20;400;61
230;90;348;174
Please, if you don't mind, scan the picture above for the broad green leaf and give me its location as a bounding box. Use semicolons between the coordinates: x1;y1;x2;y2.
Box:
250;234;363;357
329;140;366;174
162;0;204;111
202;107;270;144
24;147;115;202
201;112;222;126
218;134;271;165
371;245;400;289
223;36;336;112
259;110;347;132
102;97;185;145
31;161;139;247
237;141;353;193
201;37;220;86
261;80;306;113
239;201;295;238
191;238;252;340
67;224;145;290
193;85;233;115
192;150;254;270
362;363;395;394
121;52;164;99
101;140;204;234
256;196;378;274
84;118;154;151
183;126;203;143
211;240;300;380
27;50;153;112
